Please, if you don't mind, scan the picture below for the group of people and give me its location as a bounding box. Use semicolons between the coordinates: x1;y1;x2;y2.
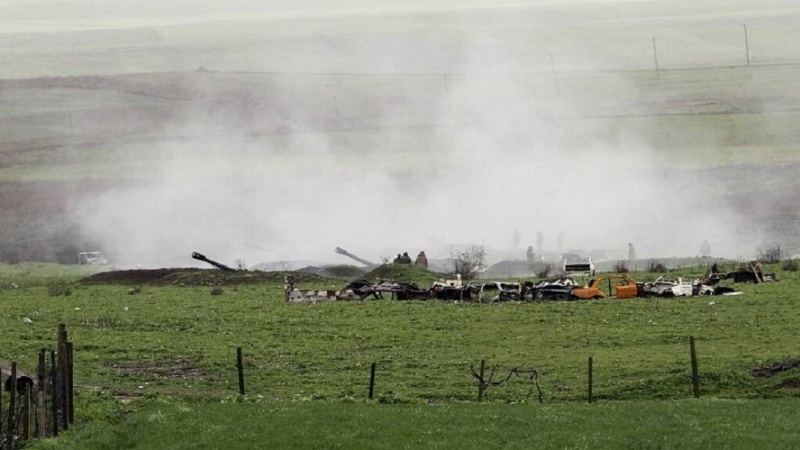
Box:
393;251;428;269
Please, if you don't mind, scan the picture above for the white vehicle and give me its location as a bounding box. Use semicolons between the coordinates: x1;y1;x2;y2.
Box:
563;257;595;276
644;276;693;297
78;252;107;265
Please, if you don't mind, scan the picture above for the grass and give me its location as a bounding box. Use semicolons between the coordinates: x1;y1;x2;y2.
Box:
2;262;799;404
25;397;800;450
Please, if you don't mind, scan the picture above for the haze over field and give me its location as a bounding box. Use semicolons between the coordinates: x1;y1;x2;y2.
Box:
1;0;799;267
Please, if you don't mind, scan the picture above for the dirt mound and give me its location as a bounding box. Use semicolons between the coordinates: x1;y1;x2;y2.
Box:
298;265;366;279
363;264;442;285
751;359;800;378
81;268;326;286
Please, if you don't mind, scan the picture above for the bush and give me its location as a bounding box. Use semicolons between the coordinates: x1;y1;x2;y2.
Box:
646;260;667;273
758;244;782;264
533;262;554;278
613;261;629;273
47;279;73;296
782;259;799;272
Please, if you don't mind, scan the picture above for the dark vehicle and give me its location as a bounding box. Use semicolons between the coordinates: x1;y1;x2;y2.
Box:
466;281;521;302
523;278;578;301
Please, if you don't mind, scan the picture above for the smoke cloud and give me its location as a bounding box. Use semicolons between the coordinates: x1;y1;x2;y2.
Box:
68;2;773;268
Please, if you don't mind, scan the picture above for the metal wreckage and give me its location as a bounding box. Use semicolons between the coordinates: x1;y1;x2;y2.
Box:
189;250;773;304
282;260;773;304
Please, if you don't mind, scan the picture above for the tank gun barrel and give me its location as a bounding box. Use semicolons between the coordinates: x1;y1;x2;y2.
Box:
335;247;377;268
191;252;235;271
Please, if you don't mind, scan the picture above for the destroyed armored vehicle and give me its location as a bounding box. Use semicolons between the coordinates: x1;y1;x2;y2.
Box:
522;277;579;301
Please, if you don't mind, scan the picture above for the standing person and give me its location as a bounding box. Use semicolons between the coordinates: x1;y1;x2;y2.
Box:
628;243;636;261
414;251;428;269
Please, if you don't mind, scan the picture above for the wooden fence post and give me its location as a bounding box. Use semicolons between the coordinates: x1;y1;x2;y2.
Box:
22;386;31;442
66;342;74;425
690;336;700;398
50;350;58;437
7;362;17;449
58;324;68;430
37;349;46;439
368;362;376;400
236;347;245;396
587;356;593;404
477;359;486;402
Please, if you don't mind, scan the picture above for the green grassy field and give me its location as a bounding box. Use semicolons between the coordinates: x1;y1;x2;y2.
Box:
0;262;797;449
3;2;800;447
2;263;800;404
25;398;800;450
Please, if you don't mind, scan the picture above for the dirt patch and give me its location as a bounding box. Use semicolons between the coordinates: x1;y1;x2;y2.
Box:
751;358;800;378
778;379;800;389
81;268;327;286
110;358;207;380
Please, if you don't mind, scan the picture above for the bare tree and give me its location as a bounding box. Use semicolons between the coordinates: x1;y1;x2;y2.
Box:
451;245;487;280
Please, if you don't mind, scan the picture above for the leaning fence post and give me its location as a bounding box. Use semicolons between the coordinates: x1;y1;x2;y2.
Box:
477;359;486;402
368;362;376;400
690;336;700;398
236;347;245;396
37;349;46;439
587;356;594;404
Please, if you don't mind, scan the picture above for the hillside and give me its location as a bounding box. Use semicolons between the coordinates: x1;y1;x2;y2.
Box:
1;1;799;265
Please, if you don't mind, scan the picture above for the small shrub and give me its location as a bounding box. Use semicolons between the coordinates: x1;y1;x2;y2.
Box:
613;261;629;273
533;262;554;278
782;259;799;272
210;286;224;296
646;260;667;273
47;279;73;297
758;244;781;264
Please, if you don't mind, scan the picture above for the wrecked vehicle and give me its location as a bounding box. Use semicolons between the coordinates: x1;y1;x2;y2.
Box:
373;280;429;300
562;257;595;276
522;278;578;301
431;282;468;300
78;251;107;265
642;276;694;297
465;281;521;302
572;274;639;300
337;279;380;300
725;268;776;284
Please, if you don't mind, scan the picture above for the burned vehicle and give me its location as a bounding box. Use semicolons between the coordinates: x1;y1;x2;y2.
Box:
522;277;579;301
337;279;429;300
642;276;694;297
572;274;639;300
430;282;469;300
464;281;521;302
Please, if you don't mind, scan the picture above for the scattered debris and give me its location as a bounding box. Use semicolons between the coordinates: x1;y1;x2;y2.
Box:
752;359;800;378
